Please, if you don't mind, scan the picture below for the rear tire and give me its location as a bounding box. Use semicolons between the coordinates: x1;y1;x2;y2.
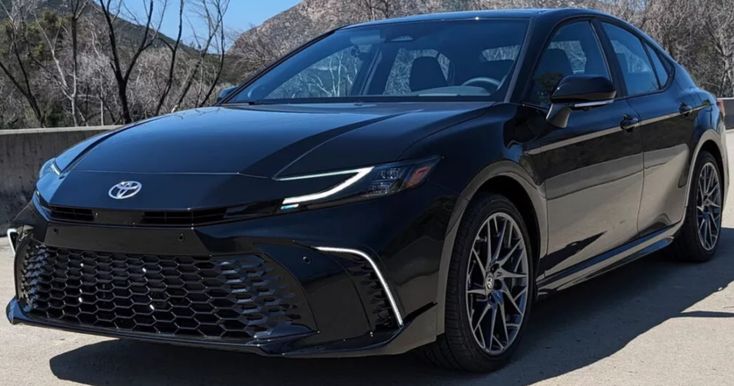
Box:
669;151;723;262
419;193;535;372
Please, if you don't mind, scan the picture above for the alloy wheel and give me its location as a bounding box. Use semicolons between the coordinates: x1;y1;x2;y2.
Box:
465;212;530;355
696;162;722;251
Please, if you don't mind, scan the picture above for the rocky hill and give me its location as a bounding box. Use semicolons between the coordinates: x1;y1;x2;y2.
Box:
227;0;594;76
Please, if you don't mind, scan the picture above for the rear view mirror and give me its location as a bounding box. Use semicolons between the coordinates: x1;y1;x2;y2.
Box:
547;75;616;128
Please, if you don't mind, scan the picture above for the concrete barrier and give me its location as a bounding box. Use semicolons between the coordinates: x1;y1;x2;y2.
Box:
0;126;116;232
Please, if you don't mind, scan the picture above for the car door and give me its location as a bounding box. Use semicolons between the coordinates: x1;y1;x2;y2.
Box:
522;21;644;280
599;22;703;236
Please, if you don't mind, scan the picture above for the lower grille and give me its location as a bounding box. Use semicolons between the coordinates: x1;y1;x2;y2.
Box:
17;241;314;341
343;258;397;330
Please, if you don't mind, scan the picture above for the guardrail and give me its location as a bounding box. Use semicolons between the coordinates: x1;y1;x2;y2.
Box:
719;98;734;130
0;126;117;233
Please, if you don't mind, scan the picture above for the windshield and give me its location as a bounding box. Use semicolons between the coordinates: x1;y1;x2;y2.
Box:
228;19;529;104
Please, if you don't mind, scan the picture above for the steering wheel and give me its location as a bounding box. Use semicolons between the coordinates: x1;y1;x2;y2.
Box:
462;77;502;92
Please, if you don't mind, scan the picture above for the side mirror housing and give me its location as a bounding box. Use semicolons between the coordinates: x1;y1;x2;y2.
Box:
216;86;238;104
546;75;616;128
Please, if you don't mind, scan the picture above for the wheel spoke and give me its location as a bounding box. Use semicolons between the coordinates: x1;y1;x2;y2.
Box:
473;302;492;332
502;288;522;314
497;238;521;267
470;249;486;278
513;286;528;301
467;288;487;296
498;268;526;279
492;220;508;264
499;302;509;343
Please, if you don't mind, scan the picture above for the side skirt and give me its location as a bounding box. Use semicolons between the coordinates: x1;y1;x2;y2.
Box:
536;224;679;297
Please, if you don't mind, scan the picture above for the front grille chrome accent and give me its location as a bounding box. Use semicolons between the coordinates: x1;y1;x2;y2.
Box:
315;246;403;326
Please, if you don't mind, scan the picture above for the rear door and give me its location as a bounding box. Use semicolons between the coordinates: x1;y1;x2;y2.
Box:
599;22;700;235
523;21;644;279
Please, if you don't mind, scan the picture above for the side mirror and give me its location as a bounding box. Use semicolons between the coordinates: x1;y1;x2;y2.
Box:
546;75;616;128
216;86;238;104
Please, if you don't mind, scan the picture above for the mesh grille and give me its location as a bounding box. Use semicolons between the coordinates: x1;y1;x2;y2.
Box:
17;241;313;341
344;259;396;329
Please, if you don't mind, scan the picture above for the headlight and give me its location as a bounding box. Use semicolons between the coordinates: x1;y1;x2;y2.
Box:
39;158;61;178
279;157;440;210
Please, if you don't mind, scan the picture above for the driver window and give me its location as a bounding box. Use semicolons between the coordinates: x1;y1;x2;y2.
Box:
528;21;610;107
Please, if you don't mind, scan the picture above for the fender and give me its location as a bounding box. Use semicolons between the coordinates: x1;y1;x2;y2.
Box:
683;123;729;212
434;160;547;334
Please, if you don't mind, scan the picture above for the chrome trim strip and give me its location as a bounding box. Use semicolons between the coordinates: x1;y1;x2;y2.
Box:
315;246;404;327
50;162;61;176
281;167;373;205
573;99;614;108
527;125;621;155
6;228;18;256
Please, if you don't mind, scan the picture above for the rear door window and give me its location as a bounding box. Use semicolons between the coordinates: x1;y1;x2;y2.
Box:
602;23;660;96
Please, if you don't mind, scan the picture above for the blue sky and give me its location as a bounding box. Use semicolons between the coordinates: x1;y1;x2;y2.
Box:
134;0;301;47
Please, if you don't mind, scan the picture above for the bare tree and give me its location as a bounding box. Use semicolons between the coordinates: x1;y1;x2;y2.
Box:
0;0;46;126
96;0;162;123
702;0;734;97
33;0;88;126
154;0;184;116
358;0;394;20
170;0;229;111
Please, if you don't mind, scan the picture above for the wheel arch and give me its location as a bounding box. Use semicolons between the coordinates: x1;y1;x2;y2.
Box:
700;140;725;182
434;161;547;334
686;127;729;212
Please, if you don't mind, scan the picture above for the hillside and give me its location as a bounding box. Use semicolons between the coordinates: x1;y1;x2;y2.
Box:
0;0;180;48
227;0;590;76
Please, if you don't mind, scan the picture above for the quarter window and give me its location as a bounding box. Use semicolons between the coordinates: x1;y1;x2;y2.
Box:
602;23;659;96
528;21;610;107
645;44;670;87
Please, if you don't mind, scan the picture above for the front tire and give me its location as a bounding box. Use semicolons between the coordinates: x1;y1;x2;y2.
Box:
420;194;534;372
670;151;723;262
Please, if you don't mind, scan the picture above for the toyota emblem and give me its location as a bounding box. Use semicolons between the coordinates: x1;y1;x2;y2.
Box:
108;181;142;200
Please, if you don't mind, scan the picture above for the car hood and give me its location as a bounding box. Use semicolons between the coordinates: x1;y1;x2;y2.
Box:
42;102;491;210
68;102;491;177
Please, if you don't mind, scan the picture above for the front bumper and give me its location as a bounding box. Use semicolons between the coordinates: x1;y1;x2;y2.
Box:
6;187;452;357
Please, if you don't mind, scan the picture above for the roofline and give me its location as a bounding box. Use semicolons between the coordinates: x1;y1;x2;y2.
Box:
342;8;610;30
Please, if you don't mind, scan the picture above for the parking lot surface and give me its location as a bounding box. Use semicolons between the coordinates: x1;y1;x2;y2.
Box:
2;135;733;385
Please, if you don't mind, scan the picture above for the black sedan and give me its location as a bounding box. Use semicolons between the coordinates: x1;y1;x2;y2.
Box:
6;9;728;372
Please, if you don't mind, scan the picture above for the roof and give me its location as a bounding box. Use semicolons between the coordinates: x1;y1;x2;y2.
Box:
345;8;608;29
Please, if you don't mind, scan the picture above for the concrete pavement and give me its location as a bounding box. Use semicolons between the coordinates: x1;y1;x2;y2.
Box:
1;138;733;385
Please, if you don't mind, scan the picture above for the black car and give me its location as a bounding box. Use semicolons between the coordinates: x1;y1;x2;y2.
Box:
6;9;728;372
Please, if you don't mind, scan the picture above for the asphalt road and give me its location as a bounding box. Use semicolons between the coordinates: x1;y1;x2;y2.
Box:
2;138;734;385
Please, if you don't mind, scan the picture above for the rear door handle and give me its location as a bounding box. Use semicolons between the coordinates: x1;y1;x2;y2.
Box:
620;115;640;132
679;103;693;116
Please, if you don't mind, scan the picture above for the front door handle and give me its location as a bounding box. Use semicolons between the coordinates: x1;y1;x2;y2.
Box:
620;115;640;132
679;103;693;116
